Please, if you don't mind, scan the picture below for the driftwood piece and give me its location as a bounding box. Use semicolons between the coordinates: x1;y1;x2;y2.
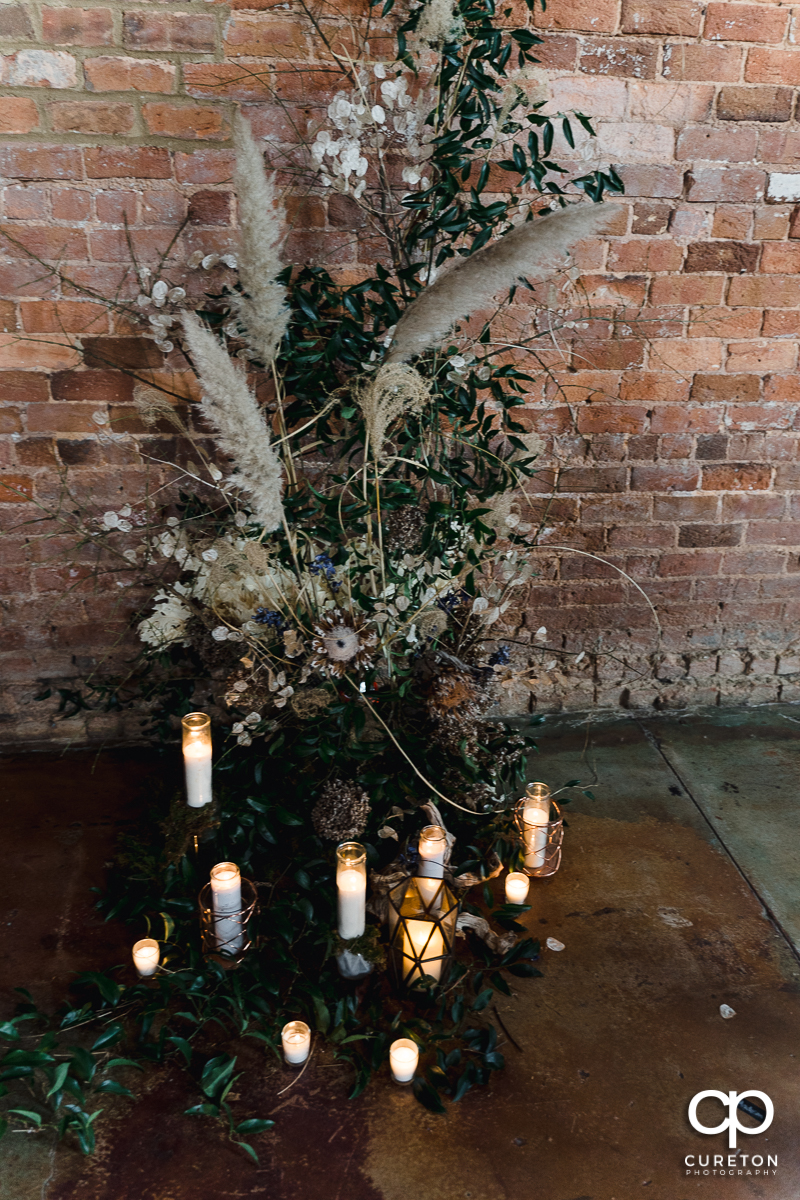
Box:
456;912;517;956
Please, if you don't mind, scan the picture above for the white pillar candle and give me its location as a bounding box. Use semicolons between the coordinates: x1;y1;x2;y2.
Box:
210;861;243;954
417;824;447;910
336;842;367;940
505;872;530;904
389;1038;419;1083
402;919;444;985
281;1020;311;1065
522;782;551;871
182;713;212;808
132;938;159;977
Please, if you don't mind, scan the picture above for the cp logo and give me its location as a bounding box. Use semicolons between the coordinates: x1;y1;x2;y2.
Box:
688;1091;773;1149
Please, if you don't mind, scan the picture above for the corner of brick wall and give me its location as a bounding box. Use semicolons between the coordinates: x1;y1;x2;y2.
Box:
2;0;800;746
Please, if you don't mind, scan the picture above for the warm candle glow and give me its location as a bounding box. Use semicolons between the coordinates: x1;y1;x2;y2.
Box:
505;872;530;904
522;782;551;870
389;1038;419;1083
281;1020;311;1065
417;824;447;910
210;861;243;954
132;938;159;977
336;842;367;940
402;918;444;985
182;713;212;808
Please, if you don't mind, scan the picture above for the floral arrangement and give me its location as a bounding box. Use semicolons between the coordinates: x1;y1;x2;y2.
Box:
0;0;617;1159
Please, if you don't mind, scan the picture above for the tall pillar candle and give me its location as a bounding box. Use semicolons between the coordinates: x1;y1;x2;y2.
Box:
210;861;243;954
522;782;551;871
416;824;447;909
132;938;160;977
336;842;366;940
182;712;212;808
402;918;444;985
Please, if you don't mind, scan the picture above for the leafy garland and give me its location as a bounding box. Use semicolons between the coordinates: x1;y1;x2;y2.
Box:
0;0;614;1161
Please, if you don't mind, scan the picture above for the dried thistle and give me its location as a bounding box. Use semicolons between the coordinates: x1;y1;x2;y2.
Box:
181;312;284;532
312;779;371;841
385;203;617;364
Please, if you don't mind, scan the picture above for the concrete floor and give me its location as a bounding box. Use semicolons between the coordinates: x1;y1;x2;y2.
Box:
1;708;799;1200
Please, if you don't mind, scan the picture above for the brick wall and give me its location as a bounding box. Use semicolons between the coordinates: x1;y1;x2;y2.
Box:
2;0;800;745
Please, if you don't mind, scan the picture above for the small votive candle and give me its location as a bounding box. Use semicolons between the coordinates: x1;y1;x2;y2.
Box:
417;824;447;909
182;712;212;808
336;842;367;940
132;938;160;977
505;872;530;905
389;1038;419;1084
281;1020;311;1065
210;861;243;954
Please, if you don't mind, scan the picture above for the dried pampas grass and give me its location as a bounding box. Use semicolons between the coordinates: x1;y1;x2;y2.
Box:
354;363;432;459
417;0;463;44
133;383;191;438
231;112;288;367
182;312;284;532
385;203;617;364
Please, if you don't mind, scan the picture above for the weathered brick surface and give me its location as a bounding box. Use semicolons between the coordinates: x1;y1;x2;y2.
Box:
2;0;800;739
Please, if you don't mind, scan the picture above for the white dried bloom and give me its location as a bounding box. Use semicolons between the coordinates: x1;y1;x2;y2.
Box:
211;626;229;641
138;591;193;648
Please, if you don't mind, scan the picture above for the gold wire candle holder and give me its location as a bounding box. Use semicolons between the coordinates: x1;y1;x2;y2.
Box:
198;877;258;965
513;783;563;878
386;875;459;990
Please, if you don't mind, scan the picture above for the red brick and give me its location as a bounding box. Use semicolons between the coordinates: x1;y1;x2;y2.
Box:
658;550;722;575
686;169;767;204
764;375;800;405
691;374;761;403
705;3;788;43
775;463;800;489
41;6;113;45
0;408;22;433
653;494;719;521
3;226;87;261
90;226;185;263
621;0;702;36
607;239;684;272
631;464;700;491
728;276;800;307
712;208;753;239
679;523;742;548
0;97;39;134
85;56;176;93
576;340;645;371
174;150;235;185
677;127;757;162
702;463;771;491
49;102;135;136
558;466;627;492
142;103;227;141
533;0;618;33
684;241;760;274
223;14;307;55
50;370;133;404
745;49;800;88
728;405;794;431
84;147;172;179
51;188;92;221
760;241;800;274
745;522;799;546
576;405;649;434
723;493;785;520
123;11;216;52
762;310;800;338
25;403;102;434
0;145;81;181
688;307;762;339
531;34;578;70
662;43;742;83
140;191;186;224
630;202;671;235
579;41;658;79
3;185;46;219
718;87;793;124
0;474;33;502
0;371;50;404
620;372;691;404
758;130;800;165
727;341;797;374
82;338;162;370
0;5;33;37
19;301;107;334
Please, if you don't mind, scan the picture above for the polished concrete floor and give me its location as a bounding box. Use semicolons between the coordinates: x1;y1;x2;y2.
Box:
1;709;799;1200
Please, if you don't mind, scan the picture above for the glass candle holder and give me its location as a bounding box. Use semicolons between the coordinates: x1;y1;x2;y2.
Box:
182;712;212;808
417;824;447;909
199;867;258;964
505;872;530;904
387;876;460;991
336;842;367;940
389;1038;419;1084
132;938;160;977
281;1021;311;1065
513;787;564;878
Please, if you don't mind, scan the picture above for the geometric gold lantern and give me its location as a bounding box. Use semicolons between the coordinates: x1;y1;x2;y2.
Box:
386;875;460;990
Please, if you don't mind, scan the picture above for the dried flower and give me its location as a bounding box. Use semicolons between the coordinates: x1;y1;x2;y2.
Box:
312;779;370;841
289;687;332;720
309;609;377;679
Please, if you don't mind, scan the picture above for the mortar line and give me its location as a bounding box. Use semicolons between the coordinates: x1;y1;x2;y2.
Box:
636;719;800;970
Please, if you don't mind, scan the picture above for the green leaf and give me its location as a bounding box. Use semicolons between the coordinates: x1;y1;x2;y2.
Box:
91;1023;123;1051
471;988;494;1012
312;995;330;1034
185;1103;220;1118
236;1118;274;1135
106;1058;142;1071
201;1055;237;1100
508;962;543;978
9;1109;42;1127
0;1022;20;1041
94;1079;135;1099
237;1140;260;1164
46;1062;70;1098
167;1037;192;1066
412;1078;445;1114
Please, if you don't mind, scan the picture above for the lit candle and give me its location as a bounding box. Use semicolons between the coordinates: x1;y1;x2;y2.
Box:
210;861;243;954
505;872;530;904
281;1020;311;1065
389;1038;419;1084
417;824;447;909
182;712;212;808
522;782;551;871
336;842;366;940
402;918;444;985
132;938;159;977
